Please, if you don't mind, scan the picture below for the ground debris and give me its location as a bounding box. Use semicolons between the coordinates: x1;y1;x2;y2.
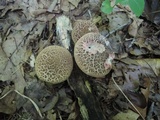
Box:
0;0;160;120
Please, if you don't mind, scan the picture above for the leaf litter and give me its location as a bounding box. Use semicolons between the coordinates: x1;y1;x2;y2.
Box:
0;0;160;120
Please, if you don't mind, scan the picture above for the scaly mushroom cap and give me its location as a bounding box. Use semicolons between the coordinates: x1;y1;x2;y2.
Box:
35;46;73;84
71;20;99;43
74;33;114;77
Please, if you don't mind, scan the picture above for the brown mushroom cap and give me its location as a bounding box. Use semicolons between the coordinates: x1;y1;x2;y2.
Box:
71;20;99;43
74;33;114;77
35;46;73;84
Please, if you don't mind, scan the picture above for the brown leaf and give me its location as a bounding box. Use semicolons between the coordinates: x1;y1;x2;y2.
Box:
128;19;143;37
0;91;16;114
129;77;151;118
136;59;160;76
108;12;130;32
14;65;27;94
69;0;80;7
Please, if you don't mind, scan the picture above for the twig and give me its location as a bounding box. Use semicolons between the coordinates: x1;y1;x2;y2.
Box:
112;76;145;120
0;90;43;118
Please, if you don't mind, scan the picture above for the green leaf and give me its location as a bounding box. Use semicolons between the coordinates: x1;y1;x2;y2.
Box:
101;0;113;14
101;0;144;16
116;0;128;5
128;0;145;17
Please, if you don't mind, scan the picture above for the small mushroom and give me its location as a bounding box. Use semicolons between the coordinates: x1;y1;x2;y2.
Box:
35;46;73;84
71;20;99;43
74;32;115;77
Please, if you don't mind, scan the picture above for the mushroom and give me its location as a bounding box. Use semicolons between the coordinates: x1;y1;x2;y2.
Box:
74;32;115;77
35;46;73;84
71;20;99;43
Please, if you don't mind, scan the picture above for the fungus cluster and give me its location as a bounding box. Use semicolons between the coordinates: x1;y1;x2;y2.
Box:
35;19;114;84
71;20;99;43
74;32;114;77
35;46;73;84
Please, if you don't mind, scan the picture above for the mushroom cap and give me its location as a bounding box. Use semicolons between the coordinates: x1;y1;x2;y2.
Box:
71;20;99;43
74;33;113;77
35;46;73;84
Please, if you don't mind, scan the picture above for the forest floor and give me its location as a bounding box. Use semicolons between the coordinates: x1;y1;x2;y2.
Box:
0;0;160;120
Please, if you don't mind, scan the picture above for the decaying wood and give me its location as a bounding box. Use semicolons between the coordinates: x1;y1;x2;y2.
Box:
68;65;107;120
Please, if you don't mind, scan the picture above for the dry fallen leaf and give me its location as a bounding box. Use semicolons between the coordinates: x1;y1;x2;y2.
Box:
134;38;152;51
128;18;143;37
69;0;80;7
120;58;160;77
47;0;58;12
108;12;130;32
47;110;57;120
61;0;70;12
0;91;17;114
14;65;27;94
112;110;139;120
136;59;160;77
0;46;16;81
